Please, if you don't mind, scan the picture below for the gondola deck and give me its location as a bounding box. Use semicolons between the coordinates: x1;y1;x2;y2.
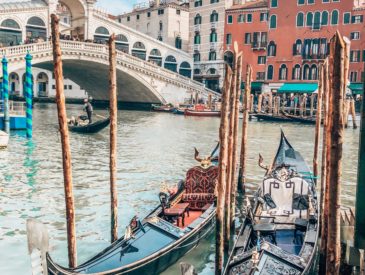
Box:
68;117;110;134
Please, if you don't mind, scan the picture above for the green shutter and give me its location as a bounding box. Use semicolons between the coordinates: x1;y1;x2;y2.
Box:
321;11;328;25
228;15;233;24
270;15;277;28
271;0;278;7
306;12;313;26
247;14;252;22
298;0;304;4
297;13;304;27
344;13;350;24
331;10;339;25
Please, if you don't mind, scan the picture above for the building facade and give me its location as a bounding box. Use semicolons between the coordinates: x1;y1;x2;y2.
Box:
189;0;233;92
117;0;190;53
225;0;365;94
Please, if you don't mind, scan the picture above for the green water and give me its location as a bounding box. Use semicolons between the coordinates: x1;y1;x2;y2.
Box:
0;104;359;274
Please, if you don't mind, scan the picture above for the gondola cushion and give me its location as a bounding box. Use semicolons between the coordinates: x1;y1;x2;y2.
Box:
183;166;218;210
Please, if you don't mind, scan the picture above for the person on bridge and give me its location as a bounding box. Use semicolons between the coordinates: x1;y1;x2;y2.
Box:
83;98;93;124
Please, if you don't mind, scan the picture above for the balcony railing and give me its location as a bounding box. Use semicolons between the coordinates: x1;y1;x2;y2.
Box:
194;24;201;32
193;44;201;51
302;53;327;60
251;41;267;50
210;42;218;50
210;22;218;30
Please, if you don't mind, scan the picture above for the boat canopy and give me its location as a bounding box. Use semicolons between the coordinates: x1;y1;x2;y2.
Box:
277;83;318;94
348;83;364;95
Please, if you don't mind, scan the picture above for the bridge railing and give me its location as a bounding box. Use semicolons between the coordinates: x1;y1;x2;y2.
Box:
1;41;221;98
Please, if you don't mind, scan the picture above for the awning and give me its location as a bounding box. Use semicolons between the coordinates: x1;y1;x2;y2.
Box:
278;83;318;94
348;83;364;95
241;82;263;91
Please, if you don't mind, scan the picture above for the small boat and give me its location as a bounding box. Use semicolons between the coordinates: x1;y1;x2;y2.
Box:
0;130;9;148
47;148;219;275
283;113;316;125
151;104;176;113
184;109;220;117
224;131;319;275
68;117;110;134
253;112;292;122
173;107;186;115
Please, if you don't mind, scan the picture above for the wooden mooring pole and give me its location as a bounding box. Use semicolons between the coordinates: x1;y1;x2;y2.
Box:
51;14;77;268
109;34;118;243
215;65;233;275
313;64;323;184
325;31;346;275
238;65;252;192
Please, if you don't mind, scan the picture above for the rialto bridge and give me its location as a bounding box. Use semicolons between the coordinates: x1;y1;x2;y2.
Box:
0;0;220;105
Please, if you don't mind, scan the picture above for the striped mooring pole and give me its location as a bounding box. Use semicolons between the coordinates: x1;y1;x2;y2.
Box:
2;56;10;134
25;52;33;138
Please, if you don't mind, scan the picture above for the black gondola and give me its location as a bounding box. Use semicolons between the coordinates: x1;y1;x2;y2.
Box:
253;113;292;123
283;113;317;125
68;117;110;133
47;148;219;275
224;131;319;275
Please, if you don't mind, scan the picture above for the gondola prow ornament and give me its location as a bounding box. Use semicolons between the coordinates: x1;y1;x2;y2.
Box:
194;147;212;168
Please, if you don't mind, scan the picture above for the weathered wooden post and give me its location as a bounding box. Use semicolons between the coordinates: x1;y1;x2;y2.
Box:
1;57;10;133
215;65;232;275
208;94;212;109
313;64;323;184
224;48;239;251
354;63;365;250
350;98;358;129
250;94;254;112
257;94;262;112
51;14;77;268
268;92;272;114
344;99;350;128
230;54;243;225
319;60;330;274
325;31;346;275
108;34;118;243
310;94;314;117
25;52;33;138
238;65;252;192
195;92;198;105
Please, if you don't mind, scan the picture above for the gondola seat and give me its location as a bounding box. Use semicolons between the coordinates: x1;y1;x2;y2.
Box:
182;166;218;210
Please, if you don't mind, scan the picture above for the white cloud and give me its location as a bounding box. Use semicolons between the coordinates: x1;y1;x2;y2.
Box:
95;0;136;14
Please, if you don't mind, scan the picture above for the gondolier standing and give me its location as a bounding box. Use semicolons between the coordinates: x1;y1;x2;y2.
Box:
83;98;93;124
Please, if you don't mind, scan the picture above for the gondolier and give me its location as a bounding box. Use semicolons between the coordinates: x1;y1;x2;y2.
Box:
83;98;93;124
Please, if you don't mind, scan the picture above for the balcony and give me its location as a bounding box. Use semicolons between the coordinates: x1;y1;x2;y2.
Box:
251;41;267;50
194;24;201;32
302;53;327;60
210;22;218;30
193;44;201;51
210;42;218;50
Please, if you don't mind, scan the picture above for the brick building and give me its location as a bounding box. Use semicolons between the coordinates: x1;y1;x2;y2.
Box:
224;0;365;94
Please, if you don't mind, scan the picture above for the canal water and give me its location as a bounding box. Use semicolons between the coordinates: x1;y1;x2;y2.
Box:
0;104;359;275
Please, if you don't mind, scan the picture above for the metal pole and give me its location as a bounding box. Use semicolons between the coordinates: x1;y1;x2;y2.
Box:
354;61;365;249
108;34;118;243
51;14;77;268
25;53;33;138
2;57;10;133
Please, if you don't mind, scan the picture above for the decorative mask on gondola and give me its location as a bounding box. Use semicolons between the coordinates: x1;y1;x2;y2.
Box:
194;147;212;168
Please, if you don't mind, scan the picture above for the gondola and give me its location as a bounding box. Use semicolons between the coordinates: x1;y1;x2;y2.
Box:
47;147;219;275
283;113;316;125
224;131;319;275
184;109;221;117
68;117;110;133
151;104;176;113
253;112;292;122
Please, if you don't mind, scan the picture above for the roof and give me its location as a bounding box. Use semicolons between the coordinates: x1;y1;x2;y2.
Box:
278;83;318;94
0;0;47;10
227;0;268;11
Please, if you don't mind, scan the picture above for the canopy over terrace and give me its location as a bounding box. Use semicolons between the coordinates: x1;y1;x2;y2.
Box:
349;83;364;95
277;83;318;94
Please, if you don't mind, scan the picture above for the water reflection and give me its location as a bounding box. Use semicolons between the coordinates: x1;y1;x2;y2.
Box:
0;104;360;275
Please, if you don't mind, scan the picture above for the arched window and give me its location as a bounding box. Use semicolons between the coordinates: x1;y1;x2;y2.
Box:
179;62;192;78
321;11;329;25
193;52;201;62
36;72;49;97
292;64;301;80
94;26;110;43
267;65;274;80
306;12;313;27
313;12;321;29
209;51;217;61
294;39;302;55
331;10;339;25
297;12;304;27
148;48;162;66
211;11;219;22
224;51;234;68
210;31;217;42
27;16;46;27
267;41;277;56
194;14;202;25
270;15;277;29
303;64;310;80
194;33;201;44
164;55;177;72
312;38;319;56
279;64;288;80
310;64;318;80
116;34;129;53
194;68;201;75
175;36;182;49
131;41;146;60
0;19;22;46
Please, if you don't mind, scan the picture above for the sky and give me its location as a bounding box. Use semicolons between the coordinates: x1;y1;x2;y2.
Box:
96;0;138;14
